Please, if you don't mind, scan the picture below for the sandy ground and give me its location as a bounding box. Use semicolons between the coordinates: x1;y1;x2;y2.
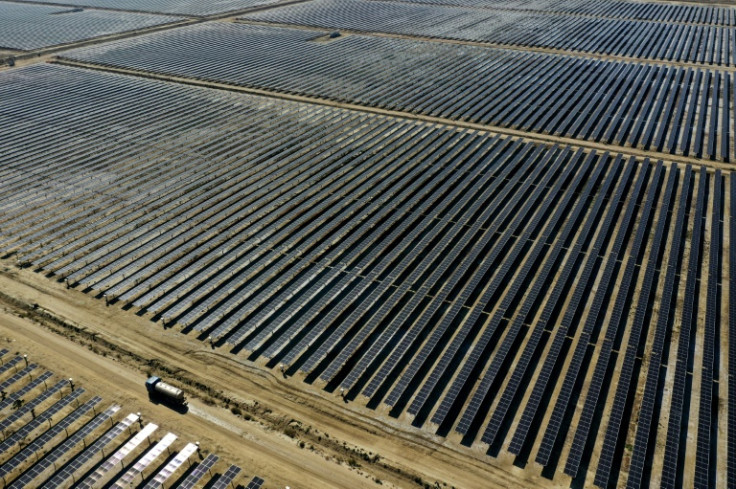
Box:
0;262;551;489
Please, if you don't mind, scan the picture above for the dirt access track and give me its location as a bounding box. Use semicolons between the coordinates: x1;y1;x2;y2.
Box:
0;260;552;489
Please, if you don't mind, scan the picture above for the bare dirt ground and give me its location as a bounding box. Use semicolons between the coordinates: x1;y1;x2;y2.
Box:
0;261;553;489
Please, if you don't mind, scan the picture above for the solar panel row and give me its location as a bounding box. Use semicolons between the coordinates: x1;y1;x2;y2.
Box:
0;356;23;377
210;464;241;489
245;476;265;489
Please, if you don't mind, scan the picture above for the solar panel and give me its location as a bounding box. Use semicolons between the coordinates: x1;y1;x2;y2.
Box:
0;387;85;456
0;371;52;414
296;139;526;376
210;464;241;489
0;379;68;435
175;453;219;489
693;169;721;489
536;162;661;466
11;404;119;489
0;57;728;489
426;148;582;429
245;476;265;489
565;164;676;478
299;134;490;371
658;166;706;489
426;149;592;430
596;166;691;488
495;155;623;448
0;363;36;395
76;422;158;489
0;356;22;377
372;145;569;403
141;442;198;489
40;412;138;489
111;432;177;488
0;396;100;480
0;2;180;51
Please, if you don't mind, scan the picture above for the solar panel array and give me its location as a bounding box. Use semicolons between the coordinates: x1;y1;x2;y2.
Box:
210;464;242;489
0;387;85;455
2;0;735;487
11;0;283;16
10;405;121;489
176;453;219;489
0;372;54;413
111;431;177;488
76;422;159;489
64;22;735;161
0;355;265;488
246;476;266;489
374;0;736;25
41;413;141;488
0;396;100;480
141;442;198;489
0;58;732;487
240;0;736;66
0;1;181;51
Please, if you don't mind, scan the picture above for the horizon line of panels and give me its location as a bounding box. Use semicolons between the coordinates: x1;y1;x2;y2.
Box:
0;1;182;51
0;64;730;488
9;0;284;17
0;351;262;489
239;0;736;67
373;0;736;26
64;22;735;162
